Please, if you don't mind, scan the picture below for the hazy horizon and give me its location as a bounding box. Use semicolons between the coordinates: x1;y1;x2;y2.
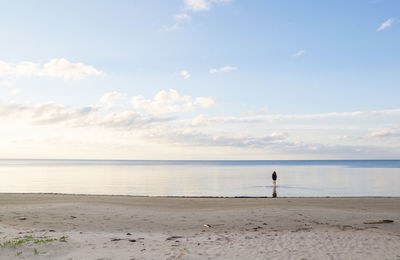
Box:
1;158;400;161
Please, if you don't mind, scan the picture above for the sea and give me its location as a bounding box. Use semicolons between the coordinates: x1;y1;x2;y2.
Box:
0;159;399;197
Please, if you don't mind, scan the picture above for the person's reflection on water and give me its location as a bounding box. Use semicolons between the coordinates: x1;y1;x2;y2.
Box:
272;171;277;198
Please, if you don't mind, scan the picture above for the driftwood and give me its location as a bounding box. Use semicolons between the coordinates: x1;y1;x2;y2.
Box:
363;219;394;224
166;235;183;241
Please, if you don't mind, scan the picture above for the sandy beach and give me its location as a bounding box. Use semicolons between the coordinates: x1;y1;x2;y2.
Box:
0;194;399;259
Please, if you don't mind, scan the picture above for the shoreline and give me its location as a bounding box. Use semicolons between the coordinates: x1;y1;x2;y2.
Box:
1;194;399;259
1;192;399;198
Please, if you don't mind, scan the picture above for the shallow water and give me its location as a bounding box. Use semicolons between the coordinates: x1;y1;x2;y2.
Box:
0;159;399;197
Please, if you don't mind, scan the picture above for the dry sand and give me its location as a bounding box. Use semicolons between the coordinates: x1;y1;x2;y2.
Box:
0;194;399;259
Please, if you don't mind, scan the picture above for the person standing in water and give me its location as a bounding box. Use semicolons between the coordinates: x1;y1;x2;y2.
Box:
272;171;277;198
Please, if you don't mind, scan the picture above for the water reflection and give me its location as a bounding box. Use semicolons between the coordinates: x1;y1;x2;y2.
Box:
0;161;399;197
272;183;277;198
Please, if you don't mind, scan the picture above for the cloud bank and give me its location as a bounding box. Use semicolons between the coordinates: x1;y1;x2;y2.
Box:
0;58;102;80
1;89;399;158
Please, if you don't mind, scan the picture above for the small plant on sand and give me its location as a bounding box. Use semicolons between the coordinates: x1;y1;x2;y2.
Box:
2;239;27;248
1;236;60;248
59;236;68;242
33;238;58;244
0;234;68;253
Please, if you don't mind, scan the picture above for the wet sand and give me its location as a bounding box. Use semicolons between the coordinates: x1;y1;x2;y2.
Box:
0;194;399;259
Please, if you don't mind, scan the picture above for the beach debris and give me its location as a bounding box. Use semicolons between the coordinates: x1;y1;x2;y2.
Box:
166;236;183;241
129;239;136;242
18;217;26;220
364;220;394;224
49;230;56;232
203;223;224;228
340;225;353;231
126;233;132;235
111;238;123;241
253;226;263;231
70;216;77;219
294;226;312;232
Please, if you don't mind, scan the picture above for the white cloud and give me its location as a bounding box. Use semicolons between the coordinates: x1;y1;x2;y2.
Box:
0;101;98;125
0;100;170;130
0;90;217;129
40;58;102;79
0;80;13;87
131;90;217;115
184;0;231;12
194;97;217;108
164;13;191;31
1;95;400;158
367;129;399;138
0;58;102;80
184;0;210;11
165;0;231;31
0;61;39;77
191;114;210;126
293;50;306;57
9;88;21;95
132;89;189;115
179;70;190;79
151;130;288;148
378;18;395;31
331;135;349;140
209;66;237;73
190;109;400;126
99;92;127;107
175;13;191;21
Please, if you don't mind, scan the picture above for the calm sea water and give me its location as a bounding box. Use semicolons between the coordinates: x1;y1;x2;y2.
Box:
0;159;399;197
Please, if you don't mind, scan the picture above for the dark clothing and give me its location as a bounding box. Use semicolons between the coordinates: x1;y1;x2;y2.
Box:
272;172;277;181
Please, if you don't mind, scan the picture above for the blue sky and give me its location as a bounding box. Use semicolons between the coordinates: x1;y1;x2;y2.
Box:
0;0;399;159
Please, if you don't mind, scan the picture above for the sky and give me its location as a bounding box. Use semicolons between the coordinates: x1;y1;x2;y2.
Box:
0;0;399;159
